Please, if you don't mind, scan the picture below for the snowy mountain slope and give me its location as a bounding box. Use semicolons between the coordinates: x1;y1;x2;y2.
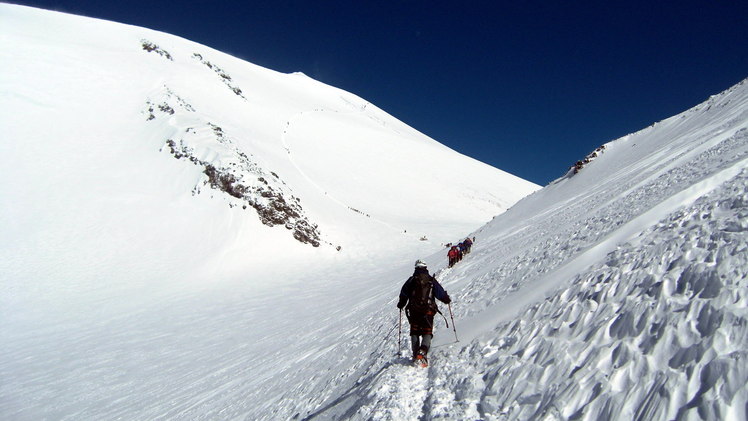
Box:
0;3;538;267
0;5;540;420
2;4;746;421
299;80;748;420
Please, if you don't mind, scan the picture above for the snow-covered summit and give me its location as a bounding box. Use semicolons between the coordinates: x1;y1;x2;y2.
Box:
0;3;538;277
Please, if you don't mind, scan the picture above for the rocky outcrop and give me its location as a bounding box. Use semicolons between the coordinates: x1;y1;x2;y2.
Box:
570;145;606;175
141;39;173;61
192;53;246;99
148;86;321;247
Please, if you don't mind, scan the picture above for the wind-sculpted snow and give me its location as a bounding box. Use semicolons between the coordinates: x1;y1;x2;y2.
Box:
458;125;748;319
427;171;748;420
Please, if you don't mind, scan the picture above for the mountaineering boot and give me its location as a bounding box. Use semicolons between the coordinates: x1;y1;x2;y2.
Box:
414;354;428;368
414;350;428;367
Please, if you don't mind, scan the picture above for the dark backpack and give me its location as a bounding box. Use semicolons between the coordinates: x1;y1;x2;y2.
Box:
407;272;436;313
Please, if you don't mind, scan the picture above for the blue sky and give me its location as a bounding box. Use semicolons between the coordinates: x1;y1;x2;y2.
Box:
11;0;748;185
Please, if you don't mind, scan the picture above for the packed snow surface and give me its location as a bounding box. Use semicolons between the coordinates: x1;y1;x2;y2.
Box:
2;4;748;421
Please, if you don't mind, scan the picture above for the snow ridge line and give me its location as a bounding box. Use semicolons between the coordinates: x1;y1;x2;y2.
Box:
451;123;748;332
456;152;748;344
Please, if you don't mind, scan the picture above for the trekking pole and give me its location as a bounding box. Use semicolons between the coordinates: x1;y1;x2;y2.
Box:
397;309;402;357
448;303;459;342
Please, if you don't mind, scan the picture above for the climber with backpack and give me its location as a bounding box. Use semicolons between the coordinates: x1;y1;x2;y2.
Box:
397;259;451;367
447;246;458;267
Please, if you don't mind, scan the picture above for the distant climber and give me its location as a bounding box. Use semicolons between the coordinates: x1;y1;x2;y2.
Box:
464;237;473;254
448;246;459;267
397;260;451;367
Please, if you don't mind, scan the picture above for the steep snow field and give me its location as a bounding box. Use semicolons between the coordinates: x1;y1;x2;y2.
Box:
0;5;538;420
2;4;747;421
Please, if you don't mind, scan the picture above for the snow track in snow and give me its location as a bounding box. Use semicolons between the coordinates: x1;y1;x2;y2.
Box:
280;106;375;216
355;360;430;420
277;102;424;237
